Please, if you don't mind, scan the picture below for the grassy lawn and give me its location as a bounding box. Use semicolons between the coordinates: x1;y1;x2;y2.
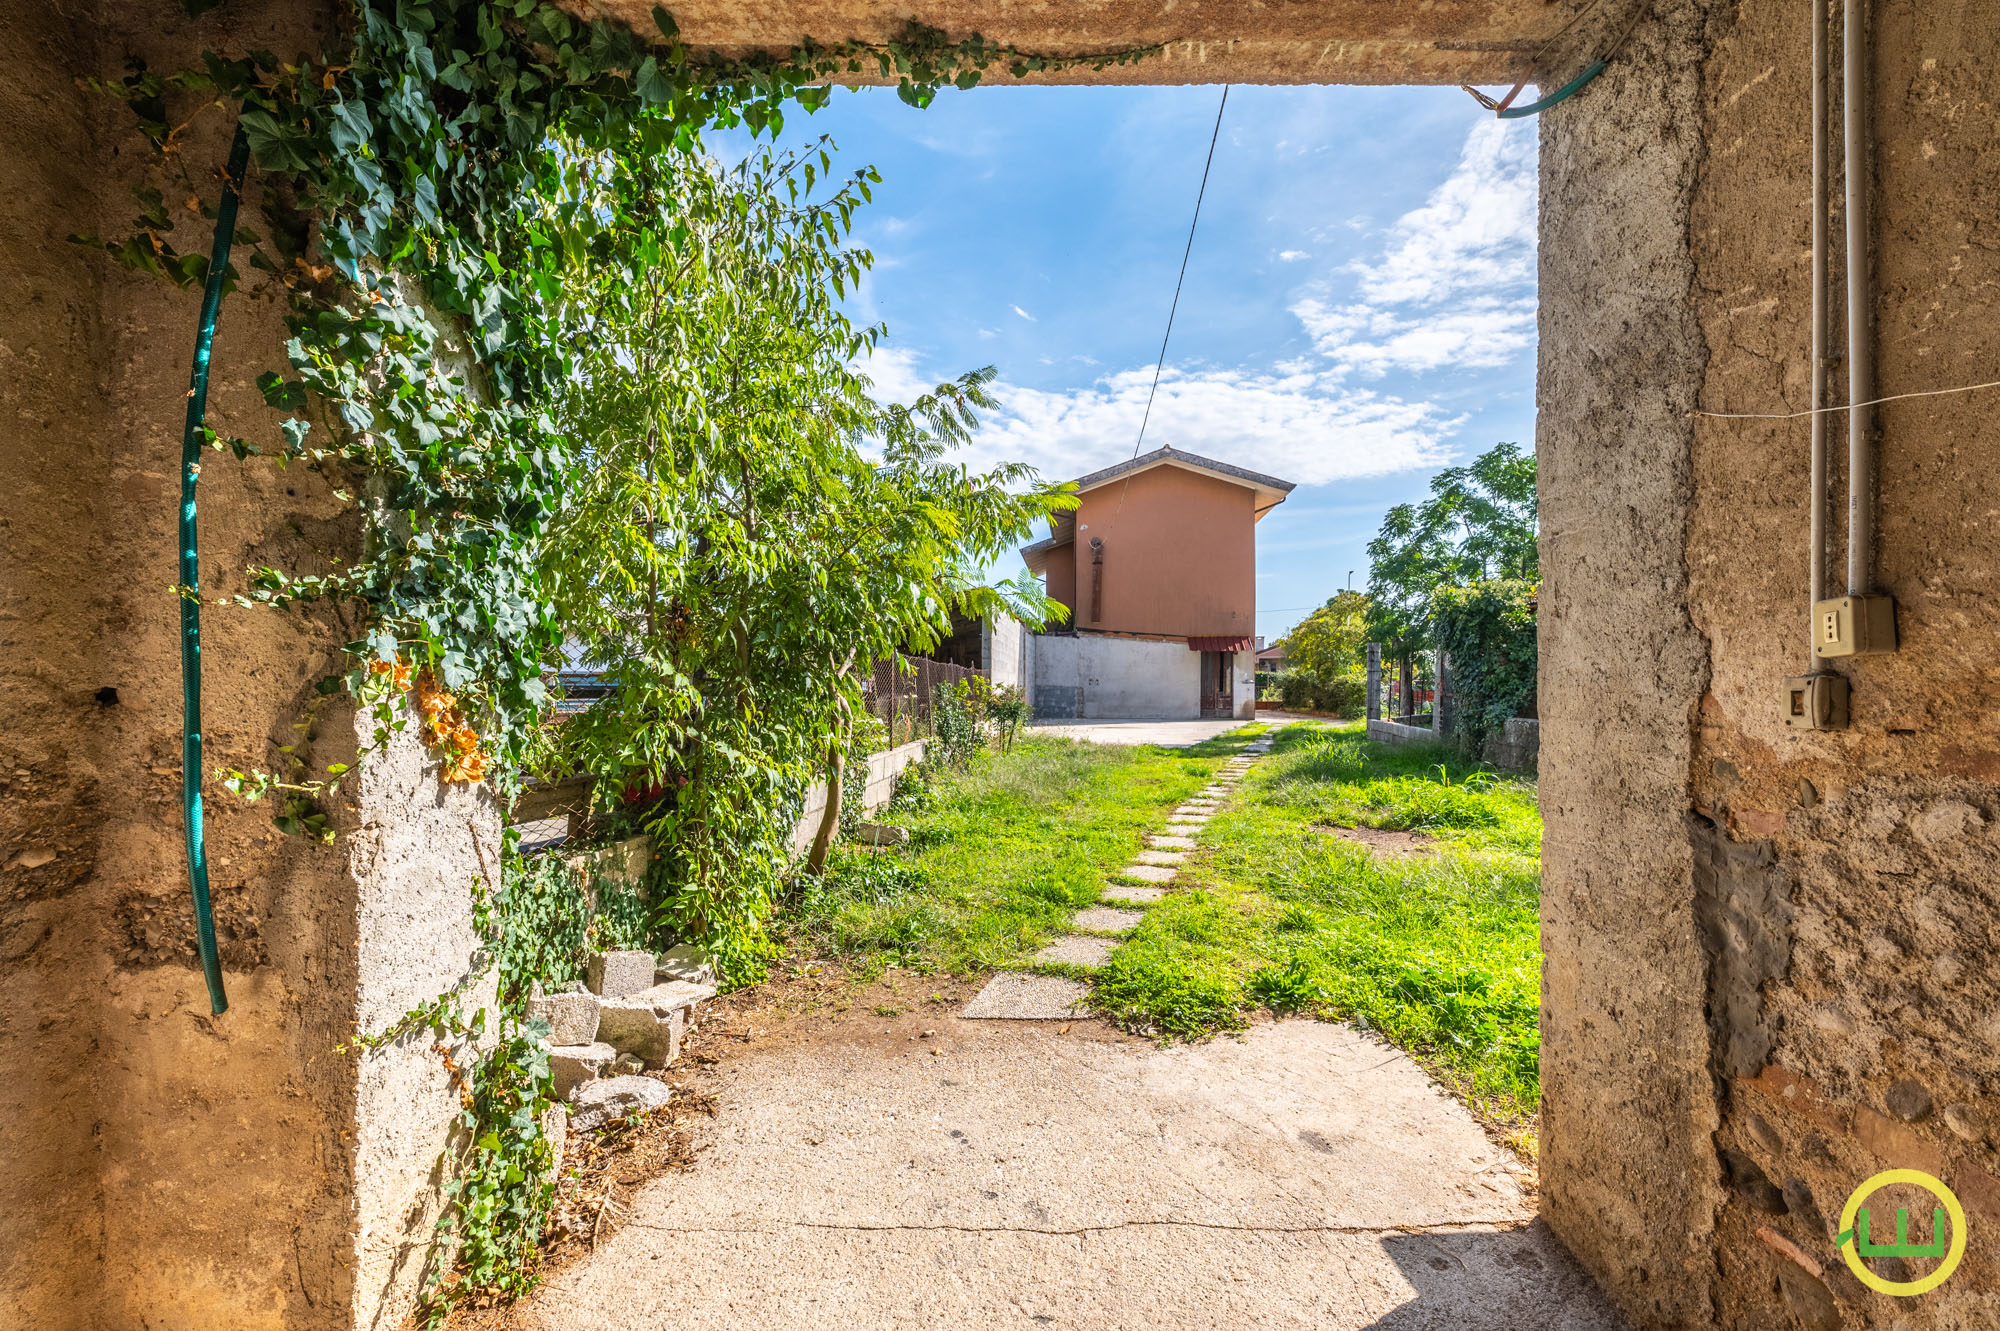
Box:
786;721;1543;1148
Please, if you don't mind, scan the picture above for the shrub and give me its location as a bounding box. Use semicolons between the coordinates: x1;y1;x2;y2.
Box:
1274;669;1367;717
1433;579;1537;752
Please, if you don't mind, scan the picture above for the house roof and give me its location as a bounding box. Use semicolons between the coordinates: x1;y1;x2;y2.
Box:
1256;643;1289;661
1069;446;1295;512
1020;448;1296;575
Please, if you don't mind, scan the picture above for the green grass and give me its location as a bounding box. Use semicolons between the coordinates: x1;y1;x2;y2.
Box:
789;733;1240;977
785;720;1543;1143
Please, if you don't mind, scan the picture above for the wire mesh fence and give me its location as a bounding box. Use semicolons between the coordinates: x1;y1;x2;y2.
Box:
863;654;983;748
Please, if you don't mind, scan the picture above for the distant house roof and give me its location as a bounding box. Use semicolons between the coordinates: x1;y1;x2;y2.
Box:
1070;446;1295;513
1256;643;1289;662
1020;447;1295;575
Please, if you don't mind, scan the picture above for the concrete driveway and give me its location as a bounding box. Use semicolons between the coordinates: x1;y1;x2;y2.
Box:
1029;718;1256;747
518;1020;1624;1331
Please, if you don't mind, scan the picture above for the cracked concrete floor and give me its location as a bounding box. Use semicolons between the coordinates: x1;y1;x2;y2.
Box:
519;1019;1625;1330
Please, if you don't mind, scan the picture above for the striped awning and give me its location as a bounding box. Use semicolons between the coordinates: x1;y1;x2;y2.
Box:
1186;636;1255;652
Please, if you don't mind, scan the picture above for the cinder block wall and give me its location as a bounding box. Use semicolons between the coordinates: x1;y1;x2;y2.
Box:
1539;2;2000;1326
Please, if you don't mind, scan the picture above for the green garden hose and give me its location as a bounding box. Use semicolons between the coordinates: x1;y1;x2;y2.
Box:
1497;60;1607;118
180;121;250;1016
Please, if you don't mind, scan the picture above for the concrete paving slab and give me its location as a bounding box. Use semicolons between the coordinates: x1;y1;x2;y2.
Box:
1072;905;1144;933
962;973;1091;1020
1102;884;1166;905
522;1021;1623;1331
1166;816;1210;829
1032;935;1118;968
1116;864;1177;883
1147;835;1196;850
1135;849;1186;866
1030;719;1250;747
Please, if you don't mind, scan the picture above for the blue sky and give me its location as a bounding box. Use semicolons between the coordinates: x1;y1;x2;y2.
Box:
734;83;1538;643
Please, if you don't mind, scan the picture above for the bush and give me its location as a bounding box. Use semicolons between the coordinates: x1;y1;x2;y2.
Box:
1433;579;1537;752
1274;670;1367;717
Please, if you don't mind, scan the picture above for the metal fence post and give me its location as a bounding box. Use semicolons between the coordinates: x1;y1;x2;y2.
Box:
1365;643;1382;721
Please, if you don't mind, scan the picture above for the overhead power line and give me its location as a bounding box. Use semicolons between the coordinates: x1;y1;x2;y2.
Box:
1131;85;1230;459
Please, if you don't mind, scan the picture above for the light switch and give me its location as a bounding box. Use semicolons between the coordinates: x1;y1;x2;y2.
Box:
1783;673;1849;730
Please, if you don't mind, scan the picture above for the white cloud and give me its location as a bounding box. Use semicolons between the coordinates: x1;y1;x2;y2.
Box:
1012;304;1037;322
978;328;999;339
966;365;1457;487
1277;249;1310;262
1290;117;1538;379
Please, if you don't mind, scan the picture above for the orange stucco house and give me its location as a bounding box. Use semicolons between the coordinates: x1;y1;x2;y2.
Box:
1021;446;1294;720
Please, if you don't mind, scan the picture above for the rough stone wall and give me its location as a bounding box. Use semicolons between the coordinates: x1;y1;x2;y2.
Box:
1534;1;1721;1325
1681;1;2000;1327
1541;0;2000;1326
0;4;491;1328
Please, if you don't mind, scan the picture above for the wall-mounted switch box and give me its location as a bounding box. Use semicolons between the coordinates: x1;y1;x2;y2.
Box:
1813;595;1897;658
1784;673;1849;730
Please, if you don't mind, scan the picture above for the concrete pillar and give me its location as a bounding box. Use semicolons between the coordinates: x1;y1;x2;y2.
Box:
1364;643;1382;721
1433;651;1453;740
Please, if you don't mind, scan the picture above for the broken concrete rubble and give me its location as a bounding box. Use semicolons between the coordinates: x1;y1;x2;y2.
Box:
595;996;681;1069
655;943;717;987
586;949;656;997
549;1043;617;1098
526;990;601;1046
570;1075;674;1132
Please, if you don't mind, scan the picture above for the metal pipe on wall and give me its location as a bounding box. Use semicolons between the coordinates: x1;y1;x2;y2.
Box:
1808;0;1831;645
1842;0;1876;594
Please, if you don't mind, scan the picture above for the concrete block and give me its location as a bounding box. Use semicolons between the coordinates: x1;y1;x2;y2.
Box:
962;973;1091;1019
853;822;909;846
595;997;683;1070
526;990;600;1046
570;834;651;890
570;1075;674;1132
1136;850;1187;866
540;1102;568;1187
1147;835;1197;850
655;944;718;988
1119;864;1178;883
634;979;717;1014
586;949;656;997
1073;906;1144;933
1103;884;1166;905
549;1042;617;1099
1033;935;1117;968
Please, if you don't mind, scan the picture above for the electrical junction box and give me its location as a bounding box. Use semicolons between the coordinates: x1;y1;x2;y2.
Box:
1813;595;1897;658
1784;673;1850;731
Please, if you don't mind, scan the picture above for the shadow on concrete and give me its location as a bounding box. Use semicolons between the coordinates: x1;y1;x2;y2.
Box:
1364;1221;1630;1331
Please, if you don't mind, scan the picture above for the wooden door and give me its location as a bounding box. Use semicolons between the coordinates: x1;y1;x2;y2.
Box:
1199;651;1234;718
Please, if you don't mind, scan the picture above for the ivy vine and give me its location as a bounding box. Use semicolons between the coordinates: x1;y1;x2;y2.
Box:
83;0;1152;1316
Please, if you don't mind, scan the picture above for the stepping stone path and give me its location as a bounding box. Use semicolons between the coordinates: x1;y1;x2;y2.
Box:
964;732;1277;1021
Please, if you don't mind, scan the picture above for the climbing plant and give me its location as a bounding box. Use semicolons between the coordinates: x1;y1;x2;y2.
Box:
81;0;1147;1316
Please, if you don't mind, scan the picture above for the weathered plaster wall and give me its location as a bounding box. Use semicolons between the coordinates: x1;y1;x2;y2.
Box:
1028;633;1204;719
1680;2;2000;1327
1541;1;2000;1327
1535;2;1719;1325
1070;465;1258;639
0;4;490;1328
566;0;1550;87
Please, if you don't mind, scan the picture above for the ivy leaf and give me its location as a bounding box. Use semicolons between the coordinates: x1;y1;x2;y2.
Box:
651;5;678;37
634;55;674;105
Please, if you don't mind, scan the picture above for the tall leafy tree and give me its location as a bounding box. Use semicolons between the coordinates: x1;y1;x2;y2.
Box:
536;138;1066;977
1365;441;1536;647
1282;589;1371;680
